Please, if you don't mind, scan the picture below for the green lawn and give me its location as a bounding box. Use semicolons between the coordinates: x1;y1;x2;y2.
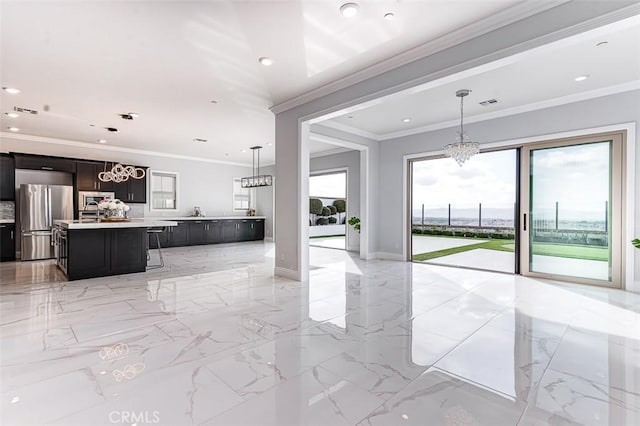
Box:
412;236;608;262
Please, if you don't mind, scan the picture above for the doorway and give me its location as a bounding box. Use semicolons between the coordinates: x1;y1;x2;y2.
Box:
410;149;517;274
309;170;348;250
408;131;625;288
520;133;624;287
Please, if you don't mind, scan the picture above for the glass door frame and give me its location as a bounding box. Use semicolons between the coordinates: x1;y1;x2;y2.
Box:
519;132;625;289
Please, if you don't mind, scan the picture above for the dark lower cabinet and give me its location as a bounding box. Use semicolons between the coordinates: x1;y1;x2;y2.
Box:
148;219;265;250
222;221;239;243
169;222;189;246
0;223;16;261
66;228;147;280
188;221;207;245
206;220;222;244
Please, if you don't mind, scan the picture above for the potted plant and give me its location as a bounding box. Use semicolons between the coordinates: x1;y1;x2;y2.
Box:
348;217;360;233
633;238;640;249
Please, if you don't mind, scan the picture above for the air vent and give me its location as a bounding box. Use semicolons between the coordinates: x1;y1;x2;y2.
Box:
13;106;38;115
105;127;119;133
193;138;208;143
479;99;498;106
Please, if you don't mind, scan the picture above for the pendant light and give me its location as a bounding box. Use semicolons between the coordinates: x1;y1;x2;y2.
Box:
98;162;146;183
444;89;480;166
241;146;273;188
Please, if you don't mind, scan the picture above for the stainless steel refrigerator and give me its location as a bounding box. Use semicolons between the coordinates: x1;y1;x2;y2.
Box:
20;184;74;260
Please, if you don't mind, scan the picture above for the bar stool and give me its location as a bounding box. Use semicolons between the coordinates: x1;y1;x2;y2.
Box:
147;227;165;269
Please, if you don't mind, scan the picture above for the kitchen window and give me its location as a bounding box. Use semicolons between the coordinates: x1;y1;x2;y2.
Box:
233;177;252;211
150;171;178;211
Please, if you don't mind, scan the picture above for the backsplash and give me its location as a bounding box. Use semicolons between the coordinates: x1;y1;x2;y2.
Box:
127;204;145;219
0;201;15;220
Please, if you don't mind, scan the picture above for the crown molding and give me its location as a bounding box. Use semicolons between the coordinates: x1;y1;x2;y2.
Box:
316;121;382;141
375;80;640;140
309;147;353;159
0;132;253;167
270;0;569;115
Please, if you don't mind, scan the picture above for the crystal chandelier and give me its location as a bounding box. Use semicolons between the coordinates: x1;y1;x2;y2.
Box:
241;146;273;188
444;89;480;166
98;163;146;183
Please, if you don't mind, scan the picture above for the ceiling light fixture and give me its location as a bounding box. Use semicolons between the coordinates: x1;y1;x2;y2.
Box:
119;113;138;120
444;89;479;166
340;3;359;17
105;127;119;133
402;118;411;123
384;13;395;20
241;146;273;188
2;87;20;95
193;138;207;143
5;112;19;118
596;41;608;47
574;75;589;82
258;57;274;66
8;127;20;132
98;163;145;183
97;139;107;144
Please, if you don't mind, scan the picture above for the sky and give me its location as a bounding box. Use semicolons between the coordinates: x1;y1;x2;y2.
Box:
412;141;611;221
412;149;516;211
310;172;346;198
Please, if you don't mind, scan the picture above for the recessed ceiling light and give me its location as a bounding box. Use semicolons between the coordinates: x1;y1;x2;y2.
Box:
402;118;411;123
89;123;95;127
211;100;218;104
119;113;138;120
5;112;19;118
258;57;274;66
129;112;139;118
574;75;589;82
267;142;273;146
384;13;395;20
2;87;20;95
97;139;107;144
193;138;208;143
225;153;229;156
347;115;354;119
241;149;247;153
340;3;359;17
105;127;119;133
596;41;608;47
8;127;20;132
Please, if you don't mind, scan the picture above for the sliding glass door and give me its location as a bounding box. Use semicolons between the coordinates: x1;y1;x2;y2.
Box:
520;133;624;288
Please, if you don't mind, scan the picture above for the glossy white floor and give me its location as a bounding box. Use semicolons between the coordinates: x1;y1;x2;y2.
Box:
1;242;639;425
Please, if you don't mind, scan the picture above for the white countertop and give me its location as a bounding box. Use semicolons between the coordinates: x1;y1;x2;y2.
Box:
0;219;15;224
54;219;178;230
145;216;266;221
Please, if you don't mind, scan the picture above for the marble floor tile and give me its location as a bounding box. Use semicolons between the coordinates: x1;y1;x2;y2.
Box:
1;243;638;425
359;368;528;425
204;367;386;426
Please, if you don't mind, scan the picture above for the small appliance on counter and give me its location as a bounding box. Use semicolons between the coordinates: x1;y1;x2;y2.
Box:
246;208;256;217
192;206;206;217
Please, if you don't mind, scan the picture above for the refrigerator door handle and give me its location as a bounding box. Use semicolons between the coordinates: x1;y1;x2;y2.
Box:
47;187;53;228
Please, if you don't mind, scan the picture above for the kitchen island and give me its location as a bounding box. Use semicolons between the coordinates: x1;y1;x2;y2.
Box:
54;219;177;280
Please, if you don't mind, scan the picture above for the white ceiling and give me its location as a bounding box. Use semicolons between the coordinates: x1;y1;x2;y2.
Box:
323;18;640;138
0;0;533;164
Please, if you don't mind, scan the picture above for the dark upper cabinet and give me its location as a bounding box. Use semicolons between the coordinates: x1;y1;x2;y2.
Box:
114;166;147;203
13;154;75;173
0;154;15;201
75;161;114;192
0;223;15;261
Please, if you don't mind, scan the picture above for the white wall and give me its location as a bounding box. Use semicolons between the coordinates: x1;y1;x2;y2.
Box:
255;164;275;239
310;150;360;252
377;90;640;288
0;136;253;218
273;1;637;280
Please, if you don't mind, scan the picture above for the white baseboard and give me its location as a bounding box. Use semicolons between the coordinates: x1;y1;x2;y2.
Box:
274;267;301;281
374;252;406;261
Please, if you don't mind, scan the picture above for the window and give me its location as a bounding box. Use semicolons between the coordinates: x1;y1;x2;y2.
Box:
150;171;178;211
233;177;252;211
